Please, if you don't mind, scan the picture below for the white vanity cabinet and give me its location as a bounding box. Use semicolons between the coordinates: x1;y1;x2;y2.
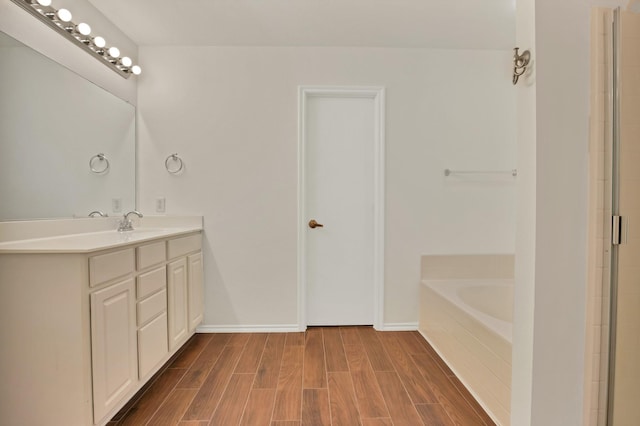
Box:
0;230;203;426
167;257;189;350
90;277;138;423
188;251;204;332
136;265;168;380
167;234;203;351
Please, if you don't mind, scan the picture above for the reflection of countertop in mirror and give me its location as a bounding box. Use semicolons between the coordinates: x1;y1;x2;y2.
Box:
0;216;203;253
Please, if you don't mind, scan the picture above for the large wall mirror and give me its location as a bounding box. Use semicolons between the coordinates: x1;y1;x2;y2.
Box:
0;31;135;221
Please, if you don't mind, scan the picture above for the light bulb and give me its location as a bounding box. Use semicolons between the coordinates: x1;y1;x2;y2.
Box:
93;36;106;48
107;46;120;58
34;0;52;6
56;8;72;22
131;65;142;75
120;57;132;67
76;23;91;36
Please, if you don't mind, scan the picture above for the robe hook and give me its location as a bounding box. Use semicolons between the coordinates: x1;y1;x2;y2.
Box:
513;47;531;85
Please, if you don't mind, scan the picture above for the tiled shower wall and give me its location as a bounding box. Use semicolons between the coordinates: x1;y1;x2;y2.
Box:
589;8;640;426
587;8;611;426
610;10;640;425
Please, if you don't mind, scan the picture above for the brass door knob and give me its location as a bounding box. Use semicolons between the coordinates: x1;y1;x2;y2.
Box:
308;219;324;229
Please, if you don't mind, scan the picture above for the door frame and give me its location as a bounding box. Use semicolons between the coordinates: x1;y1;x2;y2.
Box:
297;86;386;331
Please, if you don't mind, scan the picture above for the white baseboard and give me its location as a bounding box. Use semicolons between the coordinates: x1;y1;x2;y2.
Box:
196;324;300;333
381;322;418;331
197;323;418;333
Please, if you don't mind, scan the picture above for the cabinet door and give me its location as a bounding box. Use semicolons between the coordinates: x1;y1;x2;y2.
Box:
90;278;137;424
167;258;188;351
187;252;204;333
138;312;168;379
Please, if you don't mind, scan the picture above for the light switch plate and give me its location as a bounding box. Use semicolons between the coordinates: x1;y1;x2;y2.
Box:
156;197;166;213
112;198;122;213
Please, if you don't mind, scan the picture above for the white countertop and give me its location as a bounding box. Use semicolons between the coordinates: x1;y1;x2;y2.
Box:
0;227;202;254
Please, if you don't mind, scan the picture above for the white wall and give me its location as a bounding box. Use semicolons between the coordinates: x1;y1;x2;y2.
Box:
0;0;137;104
512;0;536;423
512;0;625;425
137;46;517;328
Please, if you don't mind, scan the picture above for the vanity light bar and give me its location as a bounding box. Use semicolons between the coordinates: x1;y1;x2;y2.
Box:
10;0;141;79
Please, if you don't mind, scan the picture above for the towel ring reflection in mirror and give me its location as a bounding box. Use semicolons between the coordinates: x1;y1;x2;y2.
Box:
89;153;109;174
165;153;184;174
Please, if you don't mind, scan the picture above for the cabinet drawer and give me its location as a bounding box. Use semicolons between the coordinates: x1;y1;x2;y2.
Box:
138;312;168;379
89;248;135;287
137;289;167;326
167;233;201;259
137;266;167;299
137;241;167;271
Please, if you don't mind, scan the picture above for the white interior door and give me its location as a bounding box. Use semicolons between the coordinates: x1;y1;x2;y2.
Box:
301;88;383;326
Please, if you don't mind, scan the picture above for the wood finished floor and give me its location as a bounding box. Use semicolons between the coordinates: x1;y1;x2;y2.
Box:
109;327;495;426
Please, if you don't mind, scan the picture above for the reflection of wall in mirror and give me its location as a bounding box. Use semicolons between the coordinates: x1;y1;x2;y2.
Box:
0;0;137;104
0;32;136;221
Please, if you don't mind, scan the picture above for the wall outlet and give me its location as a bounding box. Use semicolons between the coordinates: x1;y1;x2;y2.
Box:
112;198;122;213
156;197;166;213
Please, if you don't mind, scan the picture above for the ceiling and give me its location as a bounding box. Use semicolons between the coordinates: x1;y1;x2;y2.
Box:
88;0;515;49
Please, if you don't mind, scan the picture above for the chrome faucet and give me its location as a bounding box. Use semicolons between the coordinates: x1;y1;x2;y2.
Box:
88;210;107;217
118;210;143;232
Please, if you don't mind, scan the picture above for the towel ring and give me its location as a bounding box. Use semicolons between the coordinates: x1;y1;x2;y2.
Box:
165;153;184;174
89;153;109;174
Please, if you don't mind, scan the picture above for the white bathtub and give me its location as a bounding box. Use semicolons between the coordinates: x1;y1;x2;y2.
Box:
419;278;513;426
426;279;513;343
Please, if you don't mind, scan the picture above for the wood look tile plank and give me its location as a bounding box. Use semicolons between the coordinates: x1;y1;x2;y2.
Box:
343;344;389;419
394;331;428;354
342;343;369;373
357;328;394;371
146;388;198;426
411;353;485;426
228;333;252;347
339;327;362;346
449;376;496;425
303;328;326;389
240;388;277;426
208;374;254;426
379;333;437;404
322;327;349;372
182;345;244;421
111;328;500;426
375;371;424;426
328;372;362;426
235;333;269;373
255;333;287;389
170;334;215;369
285;332;306;346
412;332;455;376
117;368;187;426
301;388;331;426
415;404;456;426
273;346;304;421
176;334;230;389
361;419;393;426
